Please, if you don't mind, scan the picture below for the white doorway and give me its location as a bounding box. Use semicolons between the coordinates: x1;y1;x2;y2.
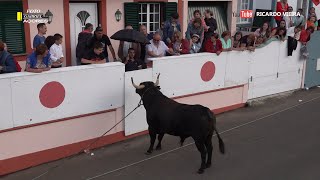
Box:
69;3;98;66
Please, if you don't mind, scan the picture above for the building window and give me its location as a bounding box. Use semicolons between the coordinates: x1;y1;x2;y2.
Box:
237;0;253;24
139;3;161;33
124;2;176;31
0;1;26;54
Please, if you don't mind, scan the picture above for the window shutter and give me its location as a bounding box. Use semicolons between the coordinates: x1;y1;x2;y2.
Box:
163;2;178;22
124;2;140;30
0;1;26;54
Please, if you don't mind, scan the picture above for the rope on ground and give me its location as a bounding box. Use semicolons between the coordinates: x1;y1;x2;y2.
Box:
31;99;143;180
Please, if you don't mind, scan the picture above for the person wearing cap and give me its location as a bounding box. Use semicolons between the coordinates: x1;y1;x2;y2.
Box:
89;27;117;62
190;34;202;54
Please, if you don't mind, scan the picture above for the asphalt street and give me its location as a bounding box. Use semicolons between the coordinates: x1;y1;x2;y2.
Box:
3;88;320;180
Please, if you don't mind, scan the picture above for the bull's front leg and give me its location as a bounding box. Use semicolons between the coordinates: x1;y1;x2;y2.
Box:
146;127;156;155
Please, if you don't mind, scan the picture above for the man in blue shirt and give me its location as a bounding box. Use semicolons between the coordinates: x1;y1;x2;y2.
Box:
0;40;17;74
163;12;181;45
33;23;47;49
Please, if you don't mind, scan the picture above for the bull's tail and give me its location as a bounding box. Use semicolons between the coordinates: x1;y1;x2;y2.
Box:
214;126;225;154
206;109;225;154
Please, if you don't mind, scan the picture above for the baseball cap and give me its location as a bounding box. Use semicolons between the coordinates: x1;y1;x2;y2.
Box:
192;34;200;39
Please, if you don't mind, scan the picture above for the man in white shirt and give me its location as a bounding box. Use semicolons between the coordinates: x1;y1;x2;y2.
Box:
287;26;302;56
284;6;294;29
293;9;306;28
50;33;64;68
287;26;301;40
146;33;173;64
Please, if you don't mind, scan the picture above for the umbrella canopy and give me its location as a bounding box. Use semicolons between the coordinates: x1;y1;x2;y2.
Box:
110;29;151;44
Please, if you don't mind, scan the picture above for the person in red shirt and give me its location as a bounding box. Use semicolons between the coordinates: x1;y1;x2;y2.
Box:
275;0;289;27
306;16;317;31
299;26;315;45
204;33;222;55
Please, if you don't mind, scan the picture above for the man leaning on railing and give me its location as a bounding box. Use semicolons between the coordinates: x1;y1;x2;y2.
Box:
0;40;17;74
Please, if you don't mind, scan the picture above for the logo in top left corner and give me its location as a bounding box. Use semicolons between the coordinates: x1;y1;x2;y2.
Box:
17;9;49;24
17;12;23;21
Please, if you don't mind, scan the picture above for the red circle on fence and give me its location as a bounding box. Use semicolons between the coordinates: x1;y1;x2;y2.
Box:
39;81;65;108
200;61;216;82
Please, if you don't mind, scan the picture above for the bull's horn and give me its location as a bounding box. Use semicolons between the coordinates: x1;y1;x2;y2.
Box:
131;77;145;89
154;73;160;86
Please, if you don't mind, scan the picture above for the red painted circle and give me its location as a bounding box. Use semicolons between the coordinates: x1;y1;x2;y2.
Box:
39;81;65;108
200;61;216;82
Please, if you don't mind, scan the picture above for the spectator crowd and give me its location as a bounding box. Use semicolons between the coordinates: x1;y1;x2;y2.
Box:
1;1;319;74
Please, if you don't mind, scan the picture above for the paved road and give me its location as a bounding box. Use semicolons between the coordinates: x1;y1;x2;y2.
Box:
4;88;320;180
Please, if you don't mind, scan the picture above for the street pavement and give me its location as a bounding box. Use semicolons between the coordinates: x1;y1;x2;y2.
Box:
3;88;320;180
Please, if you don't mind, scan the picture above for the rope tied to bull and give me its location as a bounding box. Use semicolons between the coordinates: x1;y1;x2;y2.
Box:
32;96;145;180
32;76;160;180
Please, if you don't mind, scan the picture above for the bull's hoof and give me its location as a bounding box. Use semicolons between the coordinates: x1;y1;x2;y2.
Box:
197;168;205;174
155;146;162;150
145;150;153;155
206;163;212;168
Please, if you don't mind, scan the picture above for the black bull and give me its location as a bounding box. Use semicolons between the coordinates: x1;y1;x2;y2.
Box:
132;75;225;174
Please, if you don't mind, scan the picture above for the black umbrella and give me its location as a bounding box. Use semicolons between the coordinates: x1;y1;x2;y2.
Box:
110;29;151;44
